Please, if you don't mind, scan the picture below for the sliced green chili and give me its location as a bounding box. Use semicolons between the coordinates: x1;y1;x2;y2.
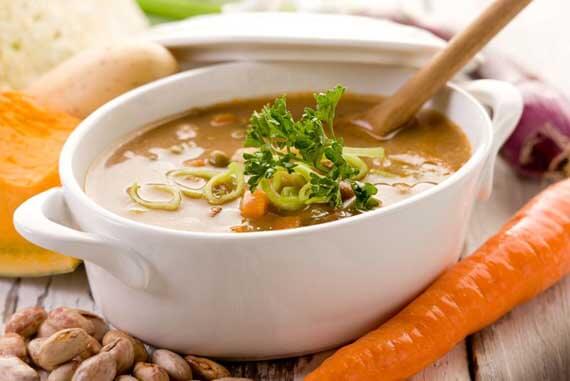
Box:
127;183;182;211
204;162;245;205
167;168;219;198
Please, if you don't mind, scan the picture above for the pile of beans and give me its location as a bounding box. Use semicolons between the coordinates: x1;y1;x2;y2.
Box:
0;306;251;381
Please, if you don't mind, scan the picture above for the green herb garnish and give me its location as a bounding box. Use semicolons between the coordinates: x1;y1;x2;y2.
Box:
243;85;380;211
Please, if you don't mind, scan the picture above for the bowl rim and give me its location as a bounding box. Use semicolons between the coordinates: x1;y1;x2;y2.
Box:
60;61;492;241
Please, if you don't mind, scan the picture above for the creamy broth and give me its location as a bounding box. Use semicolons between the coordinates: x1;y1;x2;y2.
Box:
86;93;471;233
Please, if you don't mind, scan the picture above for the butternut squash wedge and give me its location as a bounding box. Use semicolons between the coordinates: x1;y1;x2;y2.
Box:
0;92;80;277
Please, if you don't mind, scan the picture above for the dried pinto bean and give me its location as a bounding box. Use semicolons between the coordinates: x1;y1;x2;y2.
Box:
0;356;39;381
36;321;58;339
77;335;101;360
115;376;138;381
37;328;90;371
0;333;28;361
339;181;355;201
151;349;191;380
38;370;49;381
38;308;95;338
214;379;254;381
208;150;230;168
27;338;46;366
103;331;148;363
101;338;134;374
71;352;117;381
75;310;109;341
47;360;80;381
5;307;47;338
185;355;230;380
133;362;169;381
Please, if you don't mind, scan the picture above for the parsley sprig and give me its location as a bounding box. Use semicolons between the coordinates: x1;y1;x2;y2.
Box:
243;86;379;211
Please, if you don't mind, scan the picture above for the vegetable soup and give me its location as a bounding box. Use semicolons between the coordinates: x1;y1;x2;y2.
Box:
86;88;471;232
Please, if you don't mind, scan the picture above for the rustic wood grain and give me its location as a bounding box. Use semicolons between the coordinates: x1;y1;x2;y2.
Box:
1;1;567;379
410;344;472;381
471;276;570;381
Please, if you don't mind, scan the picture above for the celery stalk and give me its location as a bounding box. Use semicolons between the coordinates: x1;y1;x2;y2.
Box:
137;0;230;20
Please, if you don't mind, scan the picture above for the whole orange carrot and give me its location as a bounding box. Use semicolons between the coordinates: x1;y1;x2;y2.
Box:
307;179;570;381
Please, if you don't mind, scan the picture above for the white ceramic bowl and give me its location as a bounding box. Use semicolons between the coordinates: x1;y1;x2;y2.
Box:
14;61;522;359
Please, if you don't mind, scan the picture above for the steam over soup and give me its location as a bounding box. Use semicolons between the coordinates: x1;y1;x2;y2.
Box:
86;87;471;233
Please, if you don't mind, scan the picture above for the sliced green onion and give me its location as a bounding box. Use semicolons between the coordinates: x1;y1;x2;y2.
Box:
127;183;182;211
204;162;245;205
260;178;305;211
344;154;369;180
167;168;219;198
343;146;385;159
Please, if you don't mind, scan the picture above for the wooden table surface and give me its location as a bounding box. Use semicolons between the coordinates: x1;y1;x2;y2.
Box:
1;1;568;380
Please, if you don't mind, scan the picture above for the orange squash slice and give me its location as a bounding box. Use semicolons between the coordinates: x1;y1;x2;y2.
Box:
0;92;80;277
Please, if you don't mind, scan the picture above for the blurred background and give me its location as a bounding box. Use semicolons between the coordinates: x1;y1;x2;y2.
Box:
2;0;568;90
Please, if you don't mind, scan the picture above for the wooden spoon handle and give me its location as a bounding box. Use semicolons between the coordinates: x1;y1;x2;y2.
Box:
366;0;533;136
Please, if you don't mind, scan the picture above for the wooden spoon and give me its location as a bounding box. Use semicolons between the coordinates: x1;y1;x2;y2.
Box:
354;0;533;138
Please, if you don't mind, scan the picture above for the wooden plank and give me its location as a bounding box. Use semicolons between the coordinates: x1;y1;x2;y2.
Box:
0;278;19;323
39;267;96;312
225;357;299;381
411;343;471;381
472;276;570;381
0;267;95;330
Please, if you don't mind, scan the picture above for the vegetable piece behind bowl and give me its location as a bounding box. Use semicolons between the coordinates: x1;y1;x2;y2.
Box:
0;41;177;277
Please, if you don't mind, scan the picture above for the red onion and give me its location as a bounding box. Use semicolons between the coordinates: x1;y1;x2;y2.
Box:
474;52;570;179
500;81;570;179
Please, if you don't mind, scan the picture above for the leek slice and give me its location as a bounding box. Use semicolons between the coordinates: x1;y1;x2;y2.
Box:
204;162;245;205
370;168;399;178
281;186;299;197
292;163;317;181
127;183;182;211
344;154;368;180
167;168;219;198
260;178;305;212
298;182;329;205
343;146;385;159
272;171;306;190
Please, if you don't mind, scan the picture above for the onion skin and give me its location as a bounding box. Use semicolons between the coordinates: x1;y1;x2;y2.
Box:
500;81;570;179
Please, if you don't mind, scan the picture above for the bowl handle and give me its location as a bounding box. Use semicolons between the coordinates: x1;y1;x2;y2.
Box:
14;188;150;289
463;79;523;200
